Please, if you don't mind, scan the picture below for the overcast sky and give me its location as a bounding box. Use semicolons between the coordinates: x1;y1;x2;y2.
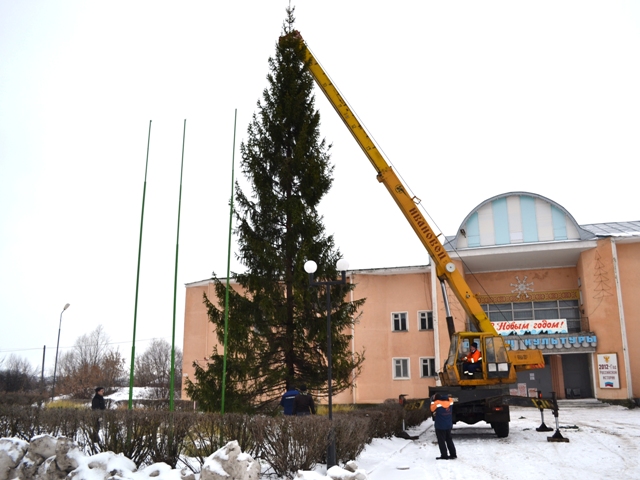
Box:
1;1;639;373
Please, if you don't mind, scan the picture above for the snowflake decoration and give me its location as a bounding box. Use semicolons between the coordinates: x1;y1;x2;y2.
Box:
510;275;534;299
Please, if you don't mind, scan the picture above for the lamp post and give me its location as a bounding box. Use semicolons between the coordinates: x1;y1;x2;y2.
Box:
304;258;349;469
52;303;70;401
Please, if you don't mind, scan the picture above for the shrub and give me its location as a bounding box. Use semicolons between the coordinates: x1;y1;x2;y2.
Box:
250;415;331;477
0;391;48;406
332;414;371;463
46;399;87;409
349;403;404;440
0;401;430;477
182;412;227;468
403;404;431;428
113;399;194;411
181;412;257;472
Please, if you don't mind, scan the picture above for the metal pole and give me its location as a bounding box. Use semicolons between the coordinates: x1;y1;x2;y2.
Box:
41;345;46;392
52;303;70;401
221;109;237;416
170;119;187;411
326;285;336;467
304;262;347;469
129;119;152;410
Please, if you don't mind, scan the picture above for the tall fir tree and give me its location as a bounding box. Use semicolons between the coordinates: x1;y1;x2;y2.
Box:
186;7;364;413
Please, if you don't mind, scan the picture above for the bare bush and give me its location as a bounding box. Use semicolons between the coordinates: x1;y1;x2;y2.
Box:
250;415;331;478
134;339;182;398
182;412;227;469
404;405;431;428
333;414;372;463
0;402;424;476
0;391;48;406
0;354;38;392
57;326;126;398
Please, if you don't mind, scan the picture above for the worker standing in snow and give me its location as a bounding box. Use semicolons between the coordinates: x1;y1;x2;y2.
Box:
91;387;106;410
91;386;106;442
430;393;457;460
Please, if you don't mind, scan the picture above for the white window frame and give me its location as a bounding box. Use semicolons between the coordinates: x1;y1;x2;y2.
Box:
420;357;437;377
418;310;434;331
391;312;408;332
393;357;410;379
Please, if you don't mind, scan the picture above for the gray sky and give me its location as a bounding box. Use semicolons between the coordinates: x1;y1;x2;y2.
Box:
1;1;639;372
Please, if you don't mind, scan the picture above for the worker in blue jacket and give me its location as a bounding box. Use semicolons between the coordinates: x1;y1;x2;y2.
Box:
430;393;457;460
280;385;299;415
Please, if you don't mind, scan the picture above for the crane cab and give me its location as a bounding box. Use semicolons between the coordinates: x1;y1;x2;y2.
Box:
441;333;517;386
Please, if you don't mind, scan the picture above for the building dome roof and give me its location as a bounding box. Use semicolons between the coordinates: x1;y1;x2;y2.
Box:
453;192;592;249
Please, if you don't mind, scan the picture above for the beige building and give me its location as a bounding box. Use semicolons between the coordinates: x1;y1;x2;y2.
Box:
182;192;640;404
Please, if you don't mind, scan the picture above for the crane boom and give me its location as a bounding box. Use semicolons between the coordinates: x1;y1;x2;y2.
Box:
287;31;497;334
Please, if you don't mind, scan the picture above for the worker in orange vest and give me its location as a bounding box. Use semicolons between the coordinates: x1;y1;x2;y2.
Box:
461;342;482;375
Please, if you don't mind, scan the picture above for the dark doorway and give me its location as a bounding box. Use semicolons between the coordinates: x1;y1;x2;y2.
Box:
562;353;593;398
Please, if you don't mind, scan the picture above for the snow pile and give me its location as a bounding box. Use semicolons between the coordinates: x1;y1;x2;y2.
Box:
0;436;220;480
0;435;146;480
0;438;28;480
295;462;367;480
0;436;367;480
201;441;260;480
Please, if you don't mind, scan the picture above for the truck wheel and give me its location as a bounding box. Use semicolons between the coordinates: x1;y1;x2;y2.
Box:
492;422;509;438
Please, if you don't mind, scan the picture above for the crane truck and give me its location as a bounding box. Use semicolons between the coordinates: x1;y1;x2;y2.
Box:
283;31;553;438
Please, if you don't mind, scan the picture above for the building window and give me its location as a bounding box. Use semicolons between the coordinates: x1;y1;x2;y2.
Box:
392;312;408;331
482;300;581;332
393;358;410;379
418;311;433;330
420;357;436;377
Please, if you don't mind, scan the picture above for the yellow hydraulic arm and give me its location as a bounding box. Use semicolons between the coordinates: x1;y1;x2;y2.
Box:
285;31;498;334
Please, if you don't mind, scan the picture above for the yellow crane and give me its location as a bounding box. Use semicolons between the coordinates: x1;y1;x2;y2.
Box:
283;31;548;437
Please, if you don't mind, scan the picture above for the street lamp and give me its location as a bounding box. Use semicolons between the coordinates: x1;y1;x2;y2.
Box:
304;258;349;469
51;303;70;401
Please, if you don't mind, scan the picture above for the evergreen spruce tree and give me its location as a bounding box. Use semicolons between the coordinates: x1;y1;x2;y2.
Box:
186;7;364;413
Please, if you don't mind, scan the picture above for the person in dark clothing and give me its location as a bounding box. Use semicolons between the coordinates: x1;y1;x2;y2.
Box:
292;384;315;416
92;387;106;410
280;386;300;415
430;393;457;460
91;387;106;442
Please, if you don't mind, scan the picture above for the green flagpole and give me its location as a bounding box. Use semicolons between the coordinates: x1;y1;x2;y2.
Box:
221;109;237;415
170;119;187;411
129;120;152;410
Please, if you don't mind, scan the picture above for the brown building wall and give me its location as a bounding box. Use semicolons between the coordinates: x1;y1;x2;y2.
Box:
182;237;639;404
182;281;243;397
183;282;212;390
338;270;435;404
615;241;640;398
578;239;627;400
466;267;579;294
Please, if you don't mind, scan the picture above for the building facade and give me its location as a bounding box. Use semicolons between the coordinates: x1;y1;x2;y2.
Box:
182;192;640;404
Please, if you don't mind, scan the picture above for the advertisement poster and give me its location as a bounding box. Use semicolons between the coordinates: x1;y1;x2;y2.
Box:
597;353;620;389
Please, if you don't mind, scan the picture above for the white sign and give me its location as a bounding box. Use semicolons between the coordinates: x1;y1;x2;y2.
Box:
509;383;528;396
597;353;620;389
492;319;568;336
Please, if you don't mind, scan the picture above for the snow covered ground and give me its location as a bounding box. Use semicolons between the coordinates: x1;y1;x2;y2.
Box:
350;400;640;480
